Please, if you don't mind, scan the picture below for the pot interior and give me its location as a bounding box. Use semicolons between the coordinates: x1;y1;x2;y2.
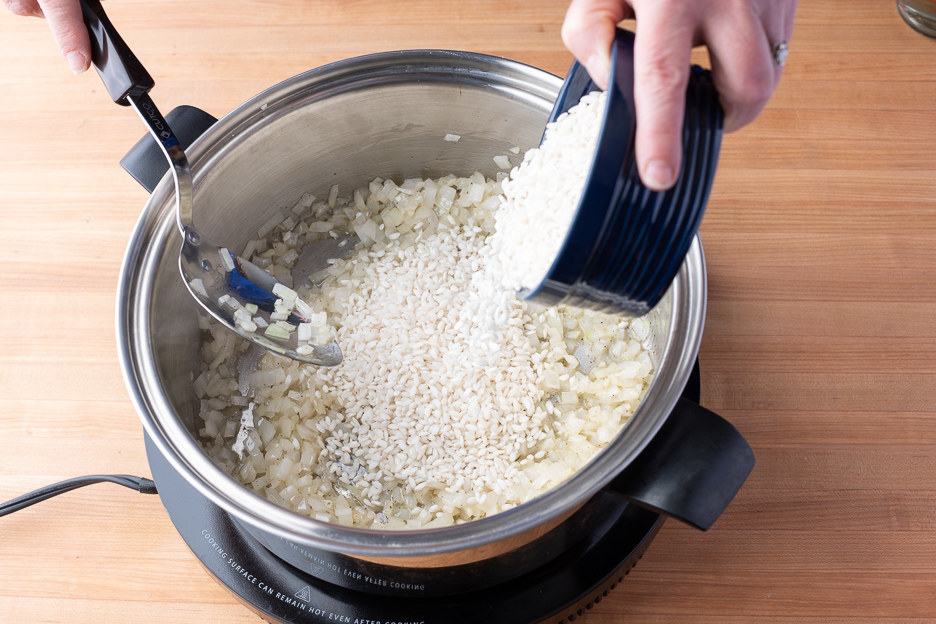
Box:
124;51;698;558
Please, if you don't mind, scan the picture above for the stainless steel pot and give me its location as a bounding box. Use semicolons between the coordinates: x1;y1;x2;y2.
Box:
117;50;753;592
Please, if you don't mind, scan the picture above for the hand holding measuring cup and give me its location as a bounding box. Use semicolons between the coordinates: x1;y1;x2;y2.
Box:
562;0;798;191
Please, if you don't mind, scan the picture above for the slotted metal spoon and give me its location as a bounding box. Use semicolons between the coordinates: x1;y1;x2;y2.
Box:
80;0;342;366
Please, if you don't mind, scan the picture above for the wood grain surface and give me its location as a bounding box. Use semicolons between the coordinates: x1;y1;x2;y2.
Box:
1;0;935;622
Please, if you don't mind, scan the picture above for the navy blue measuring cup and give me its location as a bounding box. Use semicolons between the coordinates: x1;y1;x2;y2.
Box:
523;28;723;316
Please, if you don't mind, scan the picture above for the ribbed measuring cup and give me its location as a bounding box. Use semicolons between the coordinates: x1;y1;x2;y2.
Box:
525;28;723;316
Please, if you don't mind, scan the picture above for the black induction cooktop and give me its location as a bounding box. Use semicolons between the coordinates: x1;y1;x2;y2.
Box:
144;362;701;623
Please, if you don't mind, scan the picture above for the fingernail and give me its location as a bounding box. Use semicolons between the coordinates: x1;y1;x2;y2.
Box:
66;51;89;74
583;53;611;90
644;160;675;190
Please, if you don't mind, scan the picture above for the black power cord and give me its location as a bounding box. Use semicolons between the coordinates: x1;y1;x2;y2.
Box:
0;475;158;518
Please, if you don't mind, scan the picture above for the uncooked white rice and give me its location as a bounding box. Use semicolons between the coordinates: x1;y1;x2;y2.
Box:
195;91;653;530
490;89;606;293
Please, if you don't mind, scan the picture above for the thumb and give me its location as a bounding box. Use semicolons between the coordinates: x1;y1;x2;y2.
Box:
561;0;630;90
37;0;91;73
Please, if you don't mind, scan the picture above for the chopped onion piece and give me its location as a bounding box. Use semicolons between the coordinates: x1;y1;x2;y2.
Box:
272;283;298;302
493;155;512;169
218;294;239;310
218;248;236;273
308;311;327;326
468;183;485;203
294;298;314;319
236;318;258;334
298;193;316;209
264;323;291;342
189;278;208;298
436;186;456;211
353;219;381;246
308;268;332;285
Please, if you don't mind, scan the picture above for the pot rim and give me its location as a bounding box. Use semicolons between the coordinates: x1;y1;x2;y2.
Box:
117;48;706;558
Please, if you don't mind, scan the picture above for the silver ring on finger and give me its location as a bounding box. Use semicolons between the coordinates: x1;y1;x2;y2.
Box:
771;41;789;67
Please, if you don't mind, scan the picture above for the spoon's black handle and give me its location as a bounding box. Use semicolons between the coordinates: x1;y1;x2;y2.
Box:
80;0;154;105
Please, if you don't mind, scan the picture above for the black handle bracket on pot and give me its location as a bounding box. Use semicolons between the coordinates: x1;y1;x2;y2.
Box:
120;105;218;192
606;398;754;531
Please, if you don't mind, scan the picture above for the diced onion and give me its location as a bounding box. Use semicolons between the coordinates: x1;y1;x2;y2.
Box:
218;249;236;273
264;324;291;342
189;278;208;298
493;155;512;169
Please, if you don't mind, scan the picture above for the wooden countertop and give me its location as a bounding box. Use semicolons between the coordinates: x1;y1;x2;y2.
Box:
2;0;935;621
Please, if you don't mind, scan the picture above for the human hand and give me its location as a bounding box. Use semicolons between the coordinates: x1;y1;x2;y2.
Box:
4;0;90;73
562;0;797;191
